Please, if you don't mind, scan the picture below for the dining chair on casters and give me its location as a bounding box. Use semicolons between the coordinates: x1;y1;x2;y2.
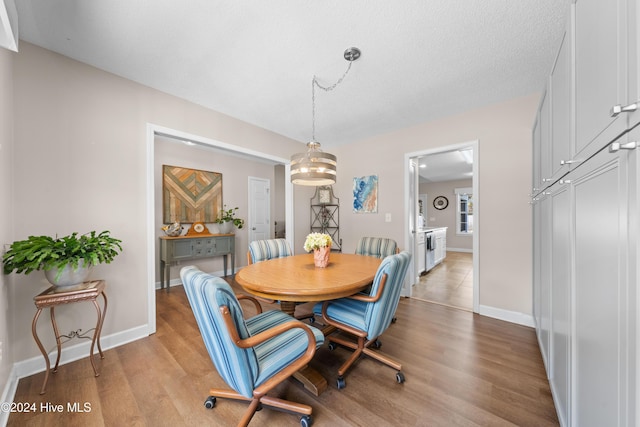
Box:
313;251;411;390
180;266;324;427
355;236;401;323
247;238;315;322
354;236;399;259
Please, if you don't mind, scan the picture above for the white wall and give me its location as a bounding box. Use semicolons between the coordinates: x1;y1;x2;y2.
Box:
333;94;536;316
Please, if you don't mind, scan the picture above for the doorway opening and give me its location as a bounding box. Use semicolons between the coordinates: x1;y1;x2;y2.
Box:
404;141;479;313
145;124;293;334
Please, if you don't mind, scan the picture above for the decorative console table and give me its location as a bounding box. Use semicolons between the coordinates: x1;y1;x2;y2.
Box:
159;234;235;290
32;280;107;394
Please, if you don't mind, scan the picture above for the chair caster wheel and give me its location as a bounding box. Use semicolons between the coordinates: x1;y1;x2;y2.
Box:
328;342;337;351
204;396;216;409
300;414;313;427
396;371;405;384
373;339;382;349
336;376;346;389
391;317;397;323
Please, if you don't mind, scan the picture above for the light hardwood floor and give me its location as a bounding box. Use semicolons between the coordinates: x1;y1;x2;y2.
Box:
412;251;473;311
9;278;558;426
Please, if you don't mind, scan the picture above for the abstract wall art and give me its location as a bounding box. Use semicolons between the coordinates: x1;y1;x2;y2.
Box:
353;175;378;213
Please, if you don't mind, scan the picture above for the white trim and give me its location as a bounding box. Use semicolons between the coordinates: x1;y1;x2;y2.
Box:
478;305;535;328
12;325;149;380
0;365;18;426
446;247;473;253
0;0;18;52
145;123;294;336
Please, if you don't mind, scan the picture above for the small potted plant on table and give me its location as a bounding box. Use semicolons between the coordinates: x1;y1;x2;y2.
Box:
214;205;245;234
2;230;123;287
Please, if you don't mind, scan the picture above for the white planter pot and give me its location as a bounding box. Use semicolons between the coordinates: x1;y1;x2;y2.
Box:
219;221;234;234
44;262;93;287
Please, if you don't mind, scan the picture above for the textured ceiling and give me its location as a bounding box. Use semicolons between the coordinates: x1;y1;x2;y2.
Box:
14;0;569;151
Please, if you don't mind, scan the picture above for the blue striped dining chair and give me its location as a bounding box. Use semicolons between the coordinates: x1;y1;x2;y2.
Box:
355;237;401;322
247;238;292;264
313;251;411;390
180;266;324;427
354;236;399;258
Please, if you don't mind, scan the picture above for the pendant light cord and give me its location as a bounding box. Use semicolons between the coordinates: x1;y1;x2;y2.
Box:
311;60;354;142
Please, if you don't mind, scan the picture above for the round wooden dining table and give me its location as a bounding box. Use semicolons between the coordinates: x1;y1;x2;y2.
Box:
235;252;382;317
235;252;382;396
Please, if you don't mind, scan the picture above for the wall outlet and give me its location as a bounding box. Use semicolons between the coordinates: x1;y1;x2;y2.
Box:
385;213;392;222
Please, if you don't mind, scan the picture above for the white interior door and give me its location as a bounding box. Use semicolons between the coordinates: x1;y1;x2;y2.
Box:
248;177;270;242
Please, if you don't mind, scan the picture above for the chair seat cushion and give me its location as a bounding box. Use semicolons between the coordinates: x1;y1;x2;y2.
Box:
313;298;368;332
247;310;324;387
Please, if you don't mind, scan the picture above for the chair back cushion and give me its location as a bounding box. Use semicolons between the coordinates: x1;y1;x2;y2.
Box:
355;237;398;259
365;251;411;338
180;266;259;398
248;238;292;264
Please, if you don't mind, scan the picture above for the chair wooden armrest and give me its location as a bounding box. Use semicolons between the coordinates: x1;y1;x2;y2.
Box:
220;306;318;397
237;294;263;315
346;273;388;303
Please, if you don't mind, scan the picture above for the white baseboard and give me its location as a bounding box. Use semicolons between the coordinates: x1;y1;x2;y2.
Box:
12;324;149;382
446;247;473;253
0;364;19;427
478;304;535;328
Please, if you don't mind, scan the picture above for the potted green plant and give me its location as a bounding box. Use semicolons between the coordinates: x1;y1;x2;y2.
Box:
2;231;123;287
214;205;245;233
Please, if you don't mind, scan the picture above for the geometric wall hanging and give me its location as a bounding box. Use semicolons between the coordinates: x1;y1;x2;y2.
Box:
162;165;222;223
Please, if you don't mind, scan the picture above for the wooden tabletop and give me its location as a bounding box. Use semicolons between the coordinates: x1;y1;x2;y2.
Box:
236;253;382;302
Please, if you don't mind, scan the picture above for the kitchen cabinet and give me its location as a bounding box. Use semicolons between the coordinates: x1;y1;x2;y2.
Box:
433;228;447;266
417;231;426;274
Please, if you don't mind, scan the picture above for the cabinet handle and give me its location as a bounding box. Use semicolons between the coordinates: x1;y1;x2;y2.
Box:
560;159;581;165
609;141;637;153
560;179;572;184
610;102;638;117
542;178;553;182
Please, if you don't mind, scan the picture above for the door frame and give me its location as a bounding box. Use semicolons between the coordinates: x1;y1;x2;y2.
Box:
404;140;479;313
145;123;293;334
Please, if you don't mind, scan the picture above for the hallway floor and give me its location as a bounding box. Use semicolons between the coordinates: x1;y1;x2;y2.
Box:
412;251;473;311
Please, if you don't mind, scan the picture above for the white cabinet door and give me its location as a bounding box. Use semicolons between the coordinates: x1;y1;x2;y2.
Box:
574;0;630;157
538;194;552;373
550;182;571;427
572;133;634;426
550;30;572;179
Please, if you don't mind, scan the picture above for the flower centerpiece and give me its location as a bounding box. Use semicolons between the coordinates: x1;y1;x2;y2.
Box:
304;232;332;268
214;205;245;234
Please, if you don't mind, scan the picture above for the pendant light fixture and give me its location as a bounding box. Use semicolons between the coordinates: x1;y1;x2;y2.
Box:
290;47;361;186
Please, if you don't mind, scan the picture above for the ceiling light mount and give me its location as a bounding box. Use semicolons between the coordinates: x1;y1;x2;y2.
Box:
344;47;361;62
291;47;361;186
